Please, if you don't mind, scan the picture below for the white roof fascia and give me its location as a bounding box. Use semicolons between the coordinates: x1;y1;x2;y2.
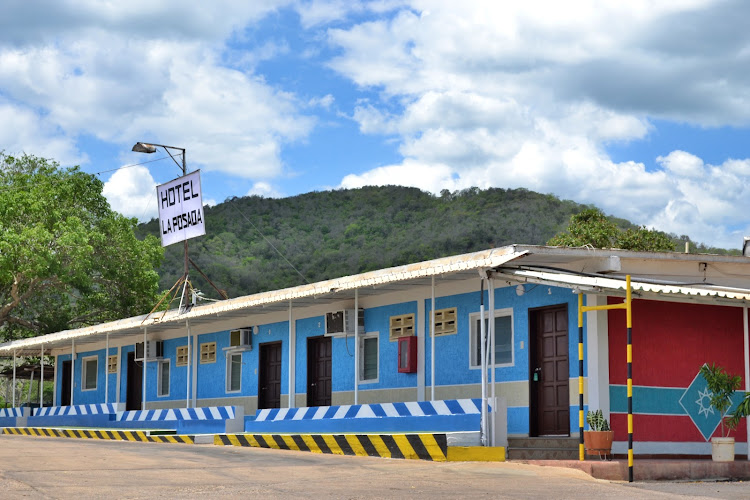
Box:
498;268;750;302
0;247;526;355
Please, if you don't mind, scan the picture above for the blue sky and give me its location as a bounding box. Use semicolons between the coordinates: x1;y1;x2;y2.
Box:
2;1;750;249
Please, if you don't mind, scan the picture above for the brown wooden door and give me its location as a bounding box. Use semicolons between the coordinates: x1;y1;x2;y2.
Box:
530;305;570;436
126;351;143;411
259;341;282;409
307;336;332;407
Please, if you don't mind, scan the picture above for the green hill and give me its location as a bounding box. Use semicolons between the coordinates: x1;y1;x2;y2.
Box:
135;185;736;300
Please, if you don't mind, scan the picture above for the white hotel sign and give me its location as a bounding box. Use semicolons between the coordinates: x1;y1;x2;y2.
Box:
156;170;206;247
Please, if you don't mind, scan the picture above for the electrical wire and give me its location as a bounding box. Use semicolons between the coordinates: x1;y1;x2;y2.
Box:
93;154;182;176
230;201;310;285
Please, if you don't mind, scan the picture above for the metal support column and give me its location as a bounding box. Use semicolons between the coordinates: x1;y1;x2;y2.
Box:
289;300;296;408
579;275;633;481
142;327;148;410
430;276;436;401
12;350;16;408
489;277;496;446
105;332;109;404
71;339;76;406
40;344;44;409
186;320;191;408
479;279;487;446
354;289;359;405
577;293;585;461
744;306;750;461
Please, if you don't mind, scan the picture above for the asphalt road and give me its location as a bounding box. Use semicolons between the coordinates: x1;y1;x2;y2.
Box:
0;434;748;499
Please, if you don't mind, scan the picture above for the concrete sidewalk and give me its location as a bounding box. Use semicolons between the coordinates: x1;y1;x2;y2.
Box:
518;458;750;481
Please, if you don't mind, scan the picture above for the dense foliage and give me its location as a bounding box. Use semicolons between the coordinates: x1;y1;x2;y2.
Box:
548;208;676;251
138;186;739;301
0;154;163;341
138;186;589;298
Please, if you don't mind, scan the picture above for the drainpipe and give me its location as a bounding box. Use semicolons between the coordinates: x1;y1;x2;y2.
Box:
289;300;296;408
192;325;198;407
489;276;496;446
431;276;436;402
105;332;109;404
12;350;16;408
40;344;44;409
186;320;191;409
354;288;359;405
116;346;122;404
480;279;487;446
142;327;147;410
71;339;76;406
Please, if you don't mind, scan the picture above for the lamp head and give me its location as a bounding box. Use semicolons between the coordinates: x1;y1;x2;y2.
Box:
132;142;158;154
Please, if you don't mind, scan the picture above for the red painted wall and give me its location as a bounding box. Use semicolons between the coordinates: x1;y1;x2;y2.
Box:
608;298;747;443
608;299;744;386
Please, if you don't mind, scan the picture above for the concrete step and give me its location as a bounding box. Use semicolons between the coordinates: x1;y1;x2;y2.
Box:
507;437;579;460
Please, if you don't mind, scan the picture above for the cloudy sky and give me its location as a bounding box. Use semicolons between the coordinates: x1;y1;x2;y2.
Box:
2;0;750;249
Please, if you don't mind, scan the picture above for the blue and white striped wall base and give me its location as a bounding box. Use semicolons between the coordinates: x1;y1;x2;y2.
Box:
113;406;244;434
28;404;123;428
0;407;29;427
247;399;484;434
20;404;243;434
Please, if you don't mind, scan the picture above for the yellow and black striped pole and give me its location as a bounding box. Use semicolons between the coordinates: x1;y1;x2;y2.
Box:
579;275;634;480
626;275;633;482
577;293;589;463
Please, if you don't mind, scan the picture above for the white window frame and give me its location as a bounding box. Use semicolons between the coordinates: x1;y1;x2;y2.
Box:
469;308;514;369
358;332;379;384
226;352;242;393
157;359;170;397
81;356;98;391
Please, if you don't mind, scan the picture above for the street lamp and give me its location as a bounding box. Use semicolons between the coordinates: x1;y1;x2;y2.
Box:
132;141;190;309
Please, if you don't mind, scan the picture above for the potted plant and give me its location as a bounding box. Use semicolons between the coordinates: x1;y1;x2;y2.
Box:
583;409;613;460
699;363;743;462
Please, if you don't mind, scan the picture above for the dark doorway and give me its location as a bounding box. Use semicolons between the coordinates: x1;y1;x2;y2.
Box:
259;341;282;409
126;351;143;411
60;360;72;406
529;304;570;436
307;336;332;407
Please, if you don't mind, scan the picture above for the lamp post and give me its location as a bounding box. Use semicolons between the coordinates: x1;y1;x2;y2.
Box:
132;142;190;309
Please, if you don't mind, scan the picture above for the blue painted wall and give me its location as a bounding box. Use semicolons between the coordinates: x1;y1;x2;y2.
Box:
52;282;586;437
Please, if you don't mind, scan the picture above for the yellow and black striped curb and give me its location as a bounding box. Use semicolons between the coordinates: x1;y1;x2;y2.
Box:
214;433;448;461
2;427;194;444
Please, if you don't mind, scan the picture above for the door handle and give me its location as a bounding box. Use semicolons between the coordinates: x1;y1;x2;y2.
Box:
533;367;542;382
310;382;316;387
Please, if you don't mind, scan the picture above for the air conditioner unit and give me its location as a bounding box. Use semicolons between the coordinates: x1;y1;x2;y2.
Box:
135;341;164;361
230;328;252;349
325;309;364;337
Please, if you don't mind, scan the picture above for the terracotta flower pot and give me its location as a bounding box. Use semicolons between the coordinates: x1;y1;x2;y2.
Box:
583;430;614;459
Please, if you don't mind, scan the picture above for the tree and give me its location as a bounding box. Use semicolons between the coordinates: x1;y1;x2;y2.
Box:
548;208;675;252
0;153;163;341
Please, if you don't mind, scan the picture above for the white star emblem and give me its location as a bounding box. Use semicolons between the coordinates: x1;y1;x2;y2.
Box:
696;388;715;418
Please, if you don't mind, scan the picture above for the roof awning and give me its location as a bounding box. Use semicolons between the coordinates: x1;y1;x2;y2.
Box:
0;247;525;356
496;268;750;304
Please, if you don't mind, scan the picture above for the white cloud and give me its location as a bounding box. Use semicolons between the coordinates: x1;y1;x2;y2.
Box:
0;2;312;180
247;181;283;198
328;1;750;248
102;166;158;221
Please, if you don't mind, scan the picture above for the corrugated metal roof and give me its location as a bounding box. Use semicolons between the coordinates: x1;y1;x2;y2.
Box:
0;246;525;355
497;268;750;302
